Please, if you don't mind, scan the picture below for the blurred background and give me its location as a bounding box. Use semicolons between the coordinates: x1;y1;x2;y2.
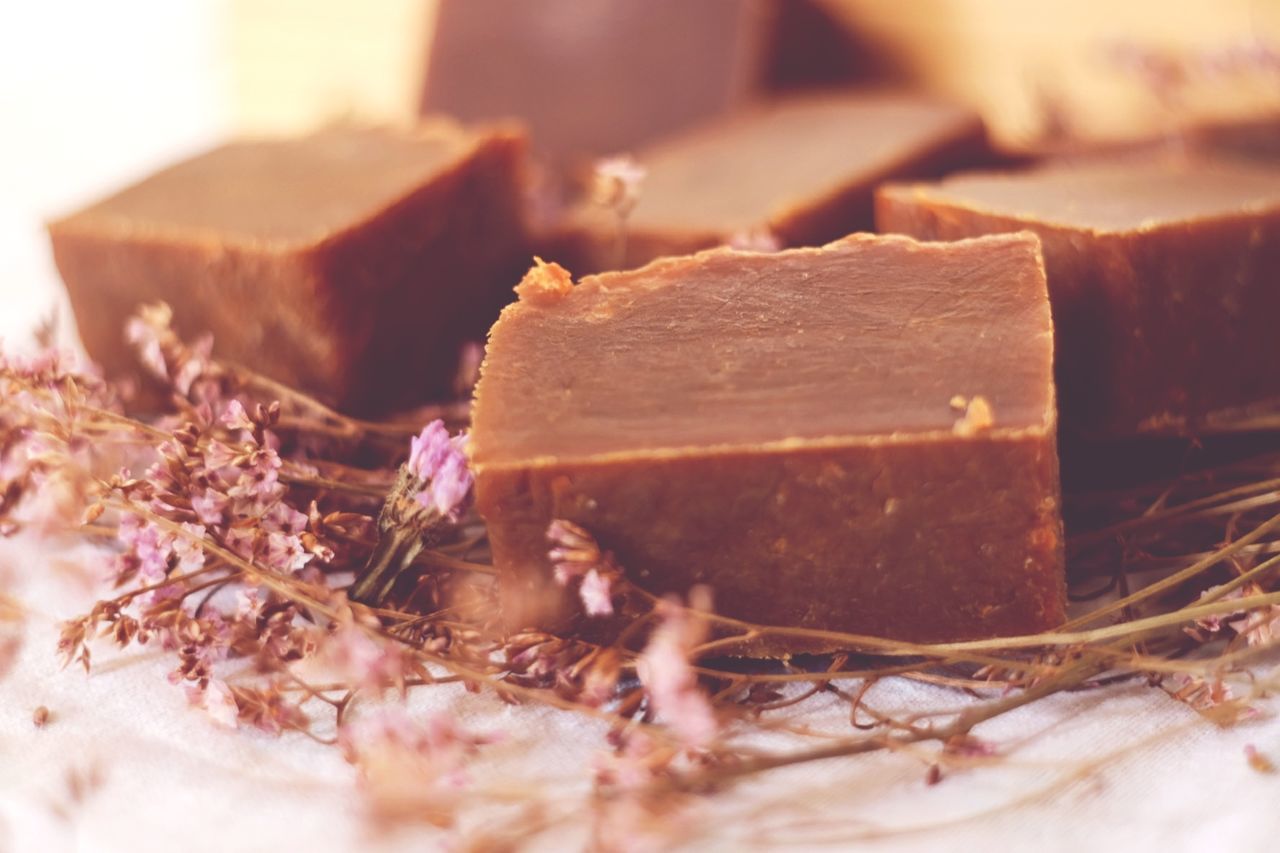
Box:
4;0;1279;342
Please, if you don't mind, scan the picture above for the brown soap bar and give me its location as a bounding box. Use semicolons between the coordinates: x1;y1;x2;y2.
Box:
421;0;772;166
49;123;528;413
1191;117;1280;164
877;156;1280;437
471;234;1065;651
549;92;989;273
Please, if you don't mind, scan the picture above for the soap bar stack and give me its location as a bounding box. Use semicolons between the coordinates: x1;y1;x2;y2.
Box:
46;13;1280;650
471;235;1066;649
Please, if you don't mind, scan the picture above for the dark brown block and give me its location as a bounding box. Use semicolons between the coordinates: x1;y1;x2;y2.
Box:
49;123;529;413
547;92;989;274
420;0;772;167
471;234;1065;651
877;156;1280;437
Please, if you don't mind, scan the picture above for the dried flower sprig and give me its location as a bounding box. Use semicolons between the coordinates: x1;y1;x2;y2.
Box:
591;154;647;268
348;421;473;606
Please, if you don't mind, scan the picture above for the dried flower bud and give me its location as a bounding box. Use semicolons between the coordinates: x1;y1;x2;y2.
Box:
408;421;452;482
1245;743;1276;774
727;228;782;253
591;155;646;216
636;588;718;748
578;568;615;617
548;519;602;583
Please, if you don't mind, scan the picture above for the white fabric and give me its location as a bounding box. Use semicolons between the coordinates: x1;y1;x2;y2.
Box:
2;6;1278;851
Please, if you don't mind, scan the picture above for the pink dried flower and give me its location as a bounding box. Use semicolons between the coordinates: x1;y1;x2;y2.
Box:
591;155;647;215
407;421;452;482
226;448;283;508
943;734;999;759
1229;603;1280;649
1170;673;1257;722
546;520;621;618
418;449;473;518
170;334;213;396
341;707;497;825
1192;583;1280;648
548;519;601;583
224;527;256;561
265;500;308;535
326;607;408;693
264;531;312;572
220;399;254;432
191;488;228;526
1200;39;1280;78
594;730;664;791
202;440;239;472
125;308;169;378
636;587;718;748
1245;743;1277;773
188;679;239;729
120;517;174;583
234;585;266;621
579;568;615;617
406;420;473;519
172;522;206;573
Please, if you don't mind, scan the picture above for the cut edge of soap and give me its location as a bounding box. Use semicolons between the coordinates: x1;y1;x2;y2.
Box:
470;420;1057;476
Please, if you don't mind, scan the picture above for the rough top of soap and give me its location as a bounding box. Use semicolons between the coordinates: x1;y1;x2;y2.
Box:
611;92;983;236
472;232;1055;468
883;156;1280;233
51;123;518;246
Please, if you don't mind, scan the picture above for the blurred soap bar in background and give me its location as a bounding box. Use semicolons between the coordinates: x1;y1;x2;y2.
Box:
420;0;774;165
548;91;988;273
227;1;886;166
230;0;782;164
227;0;1278;157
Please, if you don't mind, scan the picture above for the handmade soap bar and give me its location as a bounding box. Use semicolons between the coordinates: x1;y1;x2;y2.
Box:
49;123;529;413
471;234;1065;650
1191;117;1280;164
549;92;988;273
421;0;772;166
877;156;1280;436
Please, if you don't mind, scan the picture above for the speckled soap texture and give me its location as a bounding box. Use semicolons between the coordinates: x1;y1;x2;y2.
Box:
470;233;1066;653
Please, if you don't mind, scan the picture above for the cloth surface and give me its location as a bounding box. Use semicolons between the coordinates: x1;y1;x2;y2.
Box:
3;5;1279;851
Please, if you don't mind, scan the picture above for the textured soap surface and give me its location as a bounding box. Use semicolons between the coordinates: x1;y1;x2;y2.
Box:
549;92;989;273
471;233;1065;650
877;156;1280;436
49;123;529;413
